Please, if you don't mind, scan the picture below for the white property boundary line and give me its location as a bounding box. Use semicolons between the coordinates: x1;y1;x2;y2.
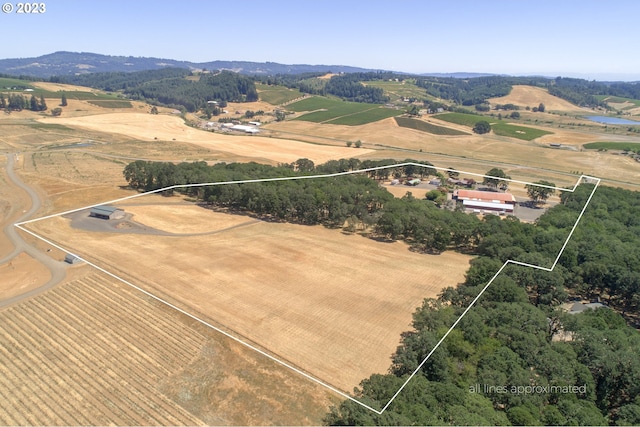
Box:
14;163;600;414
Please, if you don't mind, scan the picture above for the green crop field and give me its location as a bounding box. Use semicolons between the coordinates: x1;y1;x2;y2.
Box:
286;96;342;112
583;141;640;151
433;112;485;127
394;117;469;135
256;83;303;105
289;96;401;125
86;100;133;108
0;77;36;90
364;79;433;102
434;112;552;140
324;107;402;125
491;122;553;141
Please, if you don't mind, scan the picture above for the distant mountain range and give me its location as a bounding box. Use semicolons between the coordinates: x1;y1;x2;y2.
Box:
0;51;501;79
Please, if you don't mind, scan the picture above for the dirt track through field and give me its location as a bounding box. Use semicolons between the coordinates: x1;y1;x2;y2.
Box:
30;203;472;393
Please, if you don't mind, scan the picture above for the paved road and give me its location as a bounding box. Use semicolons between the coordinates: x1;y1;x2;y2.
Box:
0;153;67;308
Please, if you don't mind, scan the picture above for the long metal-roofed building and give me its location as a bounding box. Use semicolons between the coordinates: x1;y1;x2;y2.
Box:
89;205;125;220
452;189;516;214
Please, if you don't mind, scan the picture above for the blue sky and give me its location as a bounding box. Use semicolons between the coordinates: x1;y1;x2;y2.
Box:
2;0;639;80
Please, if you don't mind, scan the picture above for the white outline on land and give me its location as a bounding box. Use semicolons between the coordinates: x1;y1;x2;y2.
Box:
14;163;600;415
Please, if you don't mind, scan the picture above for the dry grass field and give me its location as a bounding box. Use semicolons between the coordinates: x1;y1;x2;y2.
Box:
39;112;372;164
2;80;640;424
0;252;50;300
0;272;338;425
488;85;592;112
268;118;640;189
29;201;472;393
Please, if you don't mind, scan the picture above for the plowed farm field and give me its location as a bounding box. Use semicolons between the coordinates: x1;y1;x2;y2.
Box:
0;274;206;425
29;200;472;393
0;271;339;425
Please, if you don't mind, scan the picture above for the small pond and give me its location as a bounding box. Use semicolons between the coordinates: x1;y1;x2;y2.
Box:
584;116;640;125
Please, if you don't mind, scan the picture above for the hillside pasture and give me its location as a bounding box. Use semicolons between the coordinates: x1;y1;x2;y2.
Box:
363;79;433;102
0;79;120;101
286;96;339;112
489;85;589;112
30;202;472;393
256;83;302;105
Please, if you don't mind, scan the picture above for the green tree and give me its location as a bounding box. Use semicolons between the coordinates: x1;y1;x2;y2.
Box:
61;93;67;106
30;95;39;111
293;158;315;172
525;180;556;205
150;106;158;114
483;168;511;191
406;104;420;116
473;120;491;134
275;110;286;121
354;140;362;148
51;107;62;116
538;102;546;112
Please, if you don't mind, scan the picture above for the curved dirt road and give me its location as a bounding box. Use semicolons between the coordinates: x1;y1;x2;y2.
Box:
0;153;66;308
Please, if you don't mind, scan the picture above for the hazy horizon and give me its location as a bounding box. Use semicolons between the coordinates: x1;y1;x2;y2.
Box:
2;0;639;81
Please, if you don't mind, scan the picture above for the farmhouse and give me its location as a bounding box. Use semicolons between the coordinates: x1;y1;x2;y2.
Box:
89;205;124;220
453;189;516;214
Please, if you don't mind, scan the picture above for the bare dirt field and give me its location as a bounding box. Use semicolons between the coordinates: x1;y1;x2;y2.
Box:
0;272;338;425
39;112;372;164
489;85;592;113
0;252;50;300
29;202;472;393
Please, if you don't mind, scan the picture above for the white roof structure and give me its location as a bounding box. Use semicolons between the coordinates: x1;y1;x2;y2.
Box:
462;200;514;211
230;125;260;134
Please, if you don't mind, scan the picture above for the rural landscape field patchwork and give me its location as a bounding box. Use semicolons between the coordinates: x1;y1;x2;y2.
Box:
1;51;640;426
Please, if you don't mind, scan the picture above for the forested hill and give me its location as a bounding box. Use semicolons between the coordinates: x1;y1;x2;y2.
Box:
416;75;640;107
0;51;374;78
56;68;259;112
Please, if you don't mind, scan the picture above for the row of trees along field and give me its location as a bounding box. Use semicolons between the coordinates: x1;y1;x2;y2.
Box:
0;93;47;111
123;159;640;425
